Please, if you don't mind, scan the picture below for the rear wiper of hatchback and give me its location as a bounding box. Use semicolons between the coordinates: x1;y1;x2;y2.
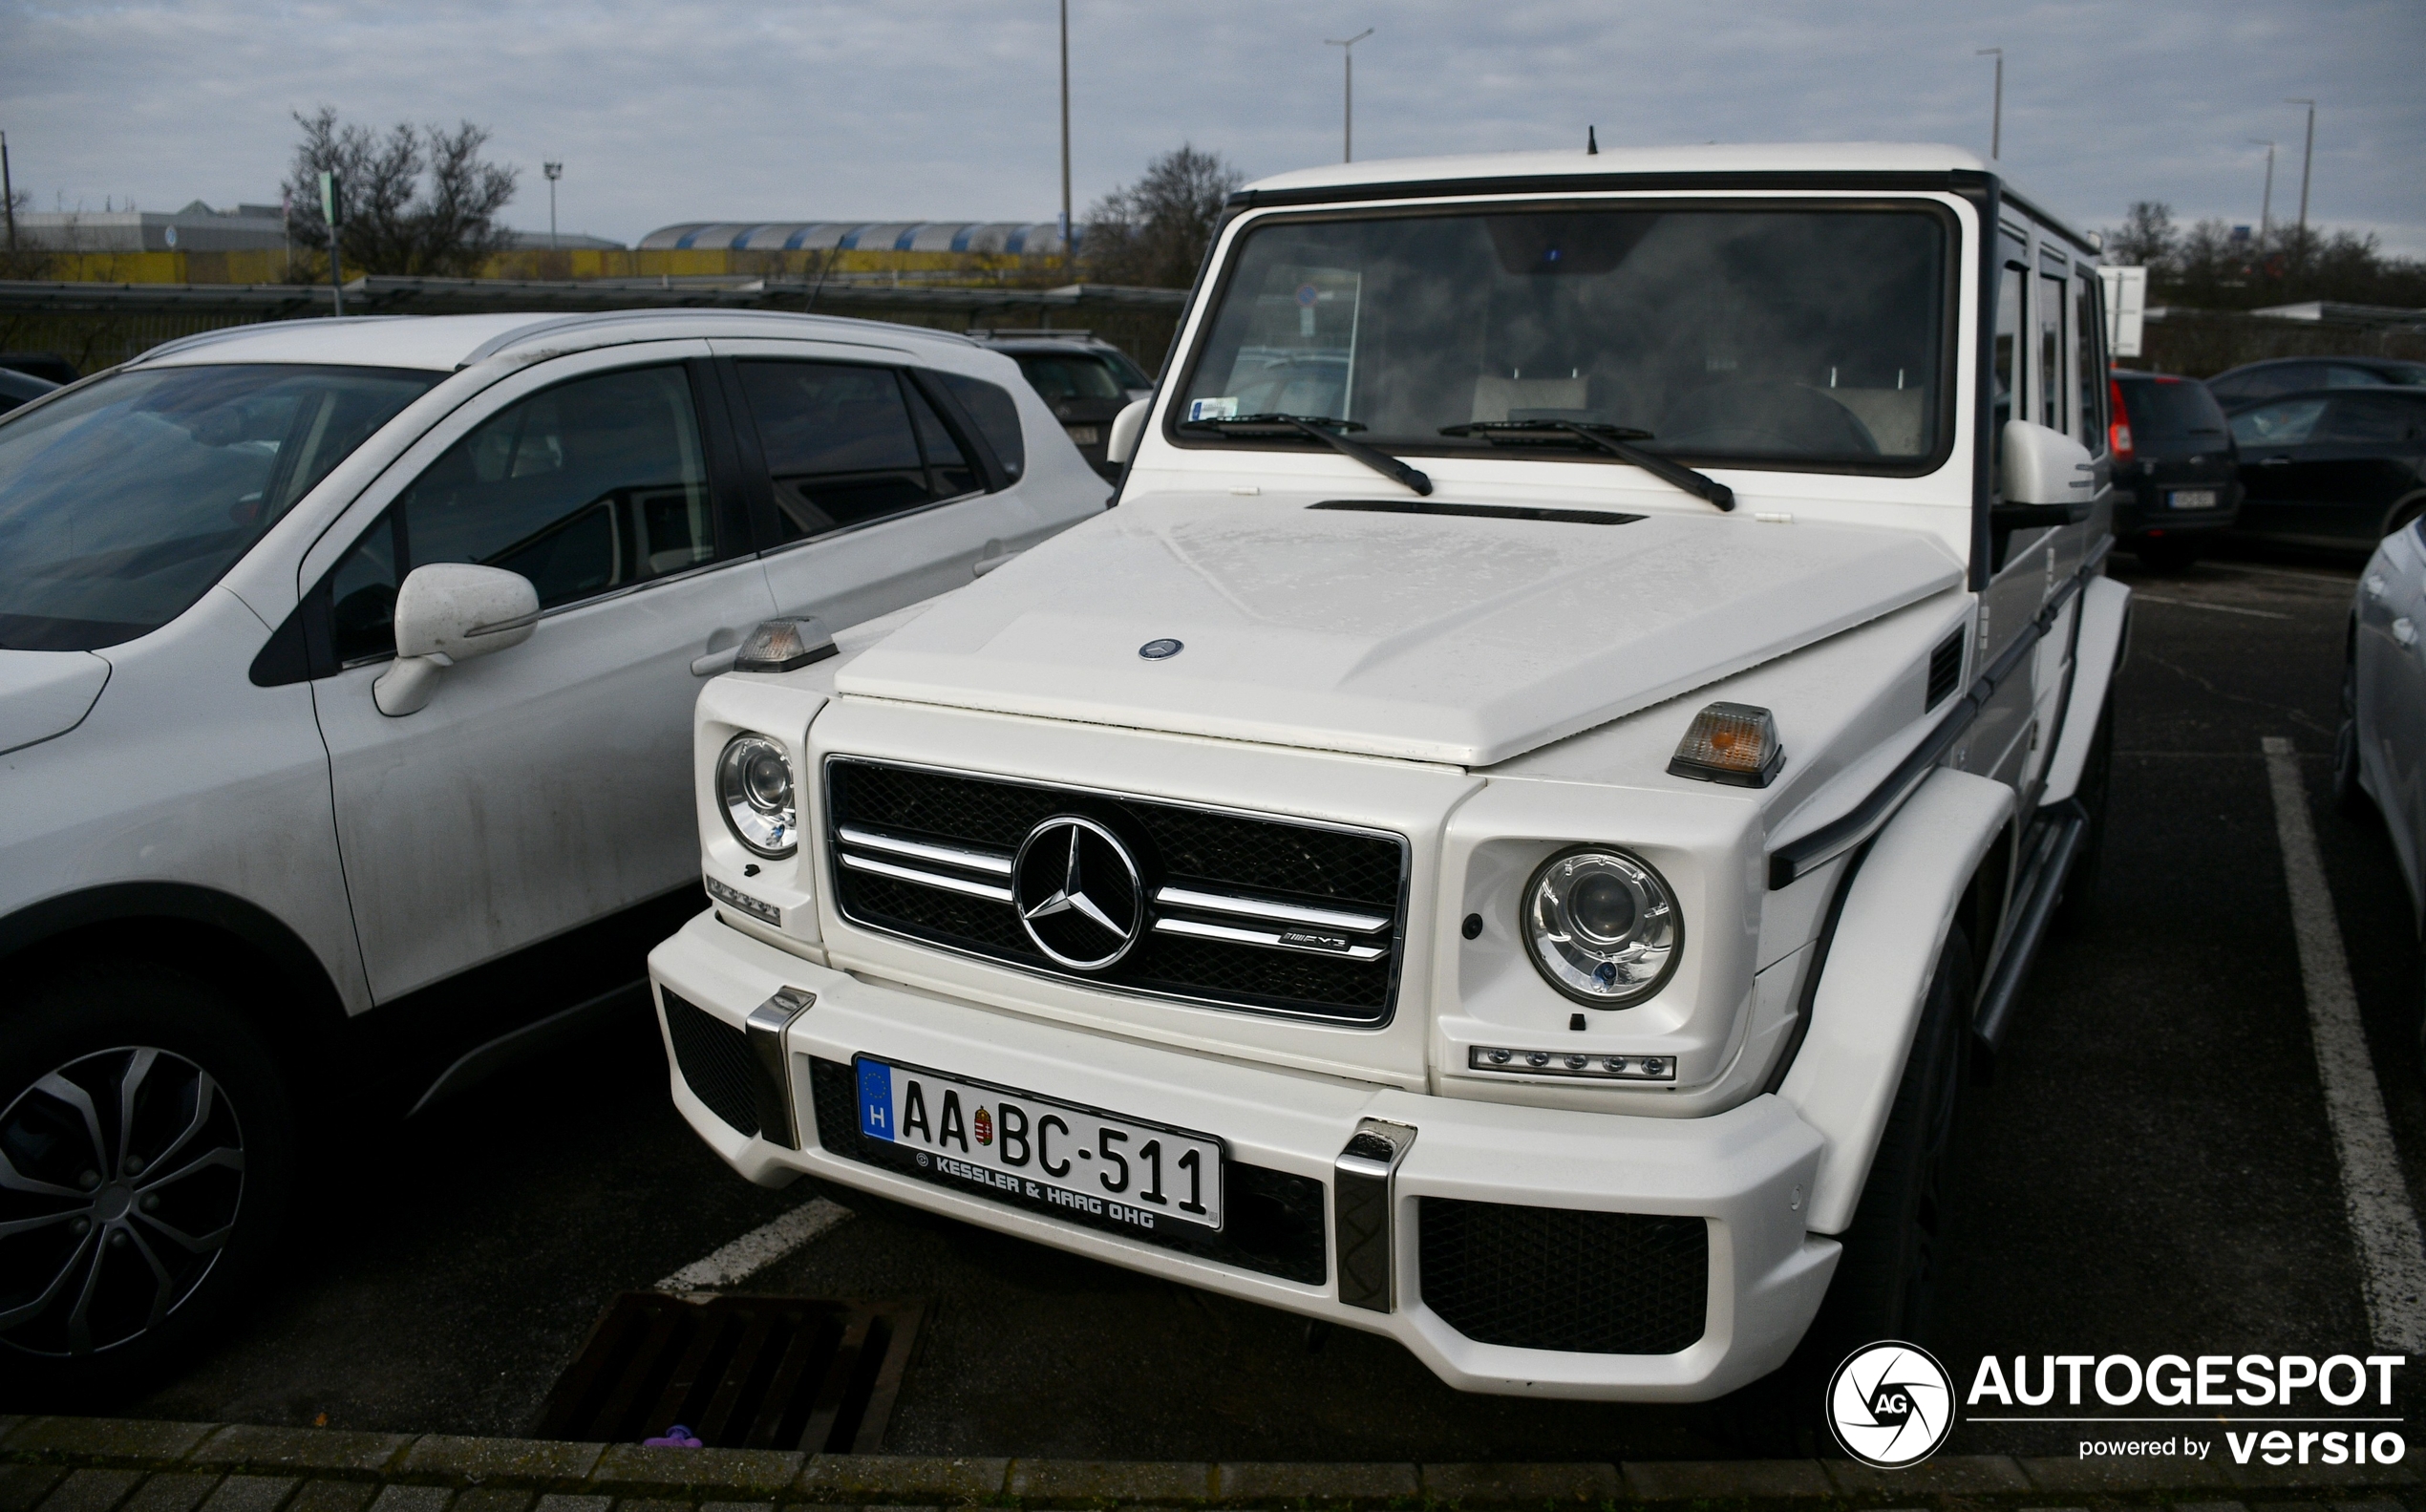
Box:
1441;420;1735;513
1181;414;1434;497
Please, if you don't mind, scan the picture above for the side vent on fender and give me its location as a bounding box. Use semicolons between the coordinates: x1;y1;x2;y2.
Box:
1926;629;1965;710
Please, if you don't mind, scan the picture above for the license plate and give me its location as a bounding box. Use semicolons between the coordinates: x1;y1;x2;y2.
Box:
1064;425;1100;446
2169;488;2219;509
853;1056;1223;1229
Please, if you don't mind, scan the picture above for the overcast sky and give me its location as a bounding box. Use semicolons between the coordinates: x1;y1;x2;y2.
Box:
4;0;2421;256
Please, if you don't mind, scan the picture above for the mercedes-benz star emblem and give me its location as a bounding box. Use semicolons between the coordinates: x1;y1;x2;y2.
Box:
1012;816;1146;970
1825;1341;1955;1469
1139;638;1182;660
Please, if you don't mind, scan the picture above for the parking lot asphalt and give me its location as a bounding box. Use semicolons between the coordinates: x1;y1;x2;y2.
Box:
40;546;2426;1462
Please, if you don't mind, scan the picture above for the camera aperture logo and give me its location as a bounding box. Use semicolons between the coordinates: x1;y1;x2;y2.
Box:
1829;1342;1956;1468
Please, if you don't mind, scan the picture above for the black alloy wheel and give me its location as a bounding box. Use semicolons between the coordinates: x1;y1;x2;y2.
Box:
0;963;291;1400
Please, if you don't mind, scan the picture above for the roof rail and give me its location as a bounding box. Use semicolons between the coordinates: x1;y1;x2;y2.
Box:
136;315;409;365
453;307;976;368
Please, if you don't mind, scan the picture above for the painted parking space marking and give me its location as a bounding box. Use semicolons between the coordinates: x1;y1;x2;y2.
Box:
2263;735;2426;1350
2133;593;2290;620
654;1197;853;1291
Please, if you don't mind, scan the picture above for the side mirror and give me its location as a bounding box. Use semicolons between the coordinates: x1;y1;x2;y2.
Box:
372;563;541;716
1106;395;1152;467
1998;419;2097;527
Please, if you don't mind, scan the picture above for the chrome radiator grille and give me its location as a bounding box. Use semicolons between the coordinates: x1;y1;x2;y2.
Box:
823;758;1408;1024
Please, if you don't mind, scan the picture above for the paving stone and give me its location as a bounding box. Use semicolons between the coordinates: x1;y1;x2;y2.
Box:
1422;1462;1623;1503
284;1485;378;1512
793;1459;1009;1501
2022;1456;2240;1491
1212;1463;1419;1503
530;1498;611;1512
447;1492;532;1512
2174;1502;2251;1512
609;1501;690;1512
2228;1461;2418;1492
1621;1459;1828;1501
693;1501;774;1512
121;1475;223;1512
191;1431;409;1480
2330;1501;2411;1512
587;1449;800;1500
0;1468;67;1512
366;1492;452;1512
12;1422;221;1466
1823;1455;2032;1495
198;1478;298;1512
395;1441;604;1489
1007;1462;1217;1504
34;1471;143;1512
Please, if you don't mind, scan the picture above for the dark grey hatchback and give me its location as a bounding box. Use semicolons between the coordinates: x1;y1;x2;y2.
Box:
2110;370;2240;569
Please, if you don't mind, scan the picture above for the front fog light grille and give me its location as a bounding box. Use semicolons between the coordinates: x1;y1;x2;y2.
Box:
662;990;762;1138
1417;1198;1708;1355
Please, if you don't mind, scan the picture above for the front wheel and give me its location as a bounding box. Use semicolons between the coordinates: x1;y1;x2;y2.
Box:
1809;927;1973;1356
0;962;294;1405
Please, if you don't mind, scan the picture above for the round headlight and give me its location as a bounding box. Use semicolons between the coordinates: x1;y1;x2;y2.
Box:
1522;846;1680;1007
716;733;797;858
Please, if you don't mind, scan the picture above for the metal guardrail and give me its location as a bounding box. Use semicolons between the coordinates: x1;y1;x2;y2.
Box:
0;276;1186;316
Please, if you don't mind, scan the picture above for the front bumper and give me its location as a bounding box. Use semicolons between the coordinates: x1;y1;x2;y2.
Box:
648;907;1836;1400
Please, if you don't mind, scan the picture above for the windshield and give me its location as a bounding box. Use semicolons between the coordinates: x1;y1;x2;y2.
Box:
1178;205;1951;469
0;363;437;650
1016;353;1131;401
2116;377;2229;454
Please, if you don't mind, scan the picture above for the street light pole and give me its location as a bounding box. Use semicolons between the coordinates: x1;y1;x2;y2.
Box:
2287;98;2315;251
318;169;345;317
1325;29;1373;163
1974;48;2002;160
1059;0;1073;271
2247;139;2275;243
543;160;563;250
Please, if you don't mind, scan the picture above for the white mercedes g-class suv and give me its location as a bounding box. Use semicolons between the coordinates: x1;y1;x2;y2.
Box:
649;143;2128;1400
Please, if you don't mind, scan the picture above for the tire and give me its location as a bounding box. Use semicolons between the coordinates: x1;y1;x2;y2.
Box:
2335;650;2377;823
0;961;295;1405
2135;537;2197;573
1807;927;1973;1358
2053;699;2114;936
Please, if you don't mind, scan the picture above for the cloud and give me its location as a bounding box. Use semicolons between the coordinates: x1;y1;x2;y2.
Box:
2;0;2420;254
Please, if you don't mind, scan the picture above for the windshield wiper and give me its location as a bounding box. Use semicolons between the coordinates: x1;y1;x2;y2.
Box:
1441;420;1734;513
1181;414;1434;497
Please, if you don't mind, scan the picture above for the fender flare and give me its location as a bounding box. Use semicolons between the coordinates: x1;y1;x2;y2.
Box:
2038;574;2132;807
1776;766;2013;1234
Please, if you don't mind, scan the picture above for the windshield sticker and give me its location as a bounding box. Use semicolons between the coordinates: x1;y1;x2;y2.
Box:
1188;397;1239;421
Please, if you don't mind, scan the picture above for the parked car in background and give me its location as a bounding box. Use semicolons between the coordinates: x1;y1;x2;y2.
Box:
967;330;1155;480
0;352;80;387
2108;369;2240;569
0;309;1104;1395
2336;519;2426;1067
2209;355;2426;408
2228;386;2426;551
0;367;56;415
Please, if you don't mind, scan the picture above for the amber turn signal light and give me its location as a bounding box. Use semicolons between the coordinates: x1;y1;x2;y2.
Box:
1668;702;1784;788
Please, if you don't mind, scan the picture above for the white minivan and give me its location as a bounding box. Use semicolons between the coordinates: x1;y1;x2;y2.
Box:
0;309;1104;1393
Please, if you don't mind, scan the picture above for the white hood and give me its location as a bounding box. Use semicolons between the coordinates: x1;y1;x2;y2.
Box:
836;492;1964;768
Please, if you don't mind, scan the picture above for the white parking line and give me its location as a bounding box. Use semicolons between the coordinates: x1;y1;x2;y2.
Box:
654;1197;854;1292
2263;735;2426;1350
2132;593;2290;621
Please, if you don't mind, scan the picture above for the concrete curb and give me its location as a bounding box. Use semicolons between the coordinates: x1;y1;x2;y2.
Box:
0;1417;2415;1511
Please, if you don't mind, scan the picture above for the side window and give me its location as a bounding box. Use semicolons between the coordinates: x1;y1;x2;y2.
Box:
736;361;967;544
2074;271;2103;450
904;380;980;500
2230;396;2329;449
2037;272;2069;435
2320;394;2422;446
324;365;712;663
1991;263;2023;490
2256;363;2325;398
2326;365;2386;389
936;372;1027;481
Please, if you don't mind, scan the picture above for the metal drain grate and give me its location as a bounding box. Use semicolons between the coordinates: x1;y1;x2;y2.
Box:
532;1292;924;1451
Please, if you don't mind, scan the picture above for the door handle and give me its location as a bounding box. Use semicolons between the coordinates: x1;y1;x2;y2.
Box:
2257;456;2292;465
2395;618;2417;650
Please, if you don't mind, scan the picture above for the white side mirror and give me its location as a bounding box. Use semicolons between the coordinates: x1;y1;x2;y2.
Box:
1106;395;1152;467
2001;419;2096;509
373;563;541;717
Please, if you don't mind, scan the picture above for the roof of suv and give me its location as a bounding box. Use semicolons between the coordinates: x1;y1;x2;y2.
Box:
129;309;978;373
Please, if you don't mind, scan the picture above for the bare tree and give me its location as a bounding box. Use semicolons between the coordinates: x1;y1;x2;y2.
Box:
1081;144;1244;288
281;108;519;279
2104;201;2177;269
